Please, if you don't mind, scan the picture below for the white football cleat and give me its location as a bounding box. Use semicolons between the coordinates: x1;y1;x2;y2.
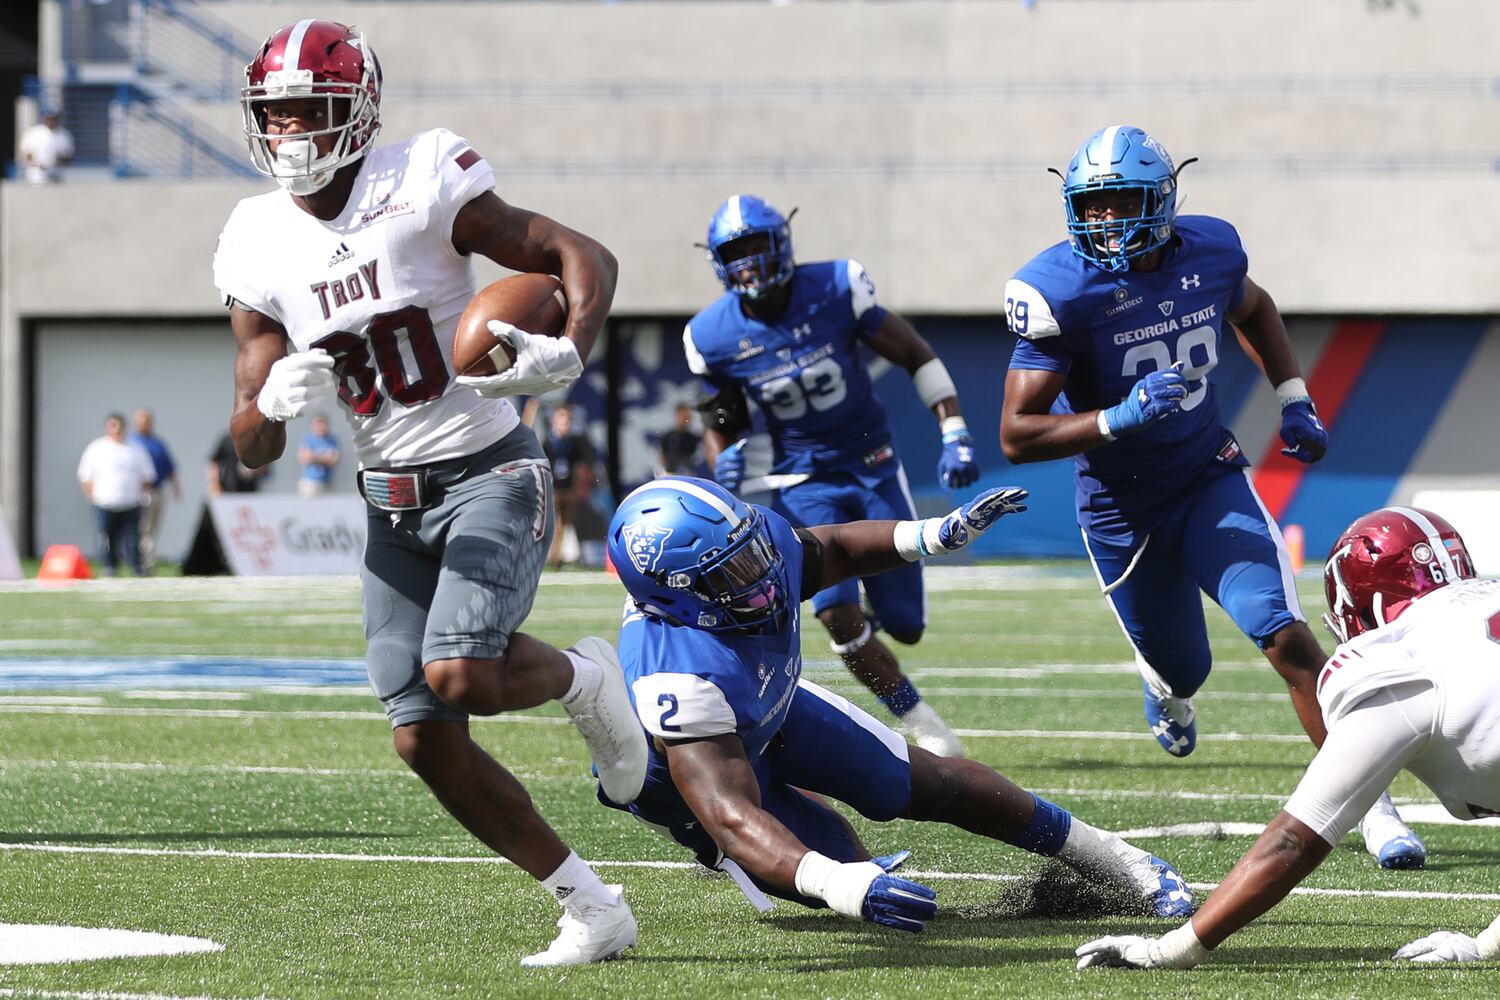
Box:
520;885;637;967
563;637;648;804
1359;792;1427;869
899;701;965;757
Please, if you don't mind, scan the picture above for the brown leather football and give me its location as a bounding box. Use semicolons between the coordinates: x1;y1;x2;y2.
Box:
452;273;567;377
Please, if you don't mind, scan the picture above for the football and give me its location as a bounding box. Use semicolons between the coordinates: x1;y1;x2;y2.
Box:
451;273;568;377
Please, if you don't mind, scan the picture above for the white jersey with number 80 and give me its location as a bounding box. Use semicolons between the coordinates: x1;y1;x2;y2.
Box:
213;127;518;467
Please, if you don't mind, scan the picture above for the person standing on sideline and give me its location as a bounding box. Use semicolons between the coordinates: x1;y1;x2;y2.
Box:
542;406;598;569
130;408;180;573
657;403;703;476
297;413;342;496
77;413;154;576
19;111;73;184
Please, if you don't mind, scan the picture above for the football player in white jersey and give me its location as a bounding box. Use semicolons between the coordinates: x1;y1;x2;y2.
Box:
212;19;645;967
1075;507;1500;970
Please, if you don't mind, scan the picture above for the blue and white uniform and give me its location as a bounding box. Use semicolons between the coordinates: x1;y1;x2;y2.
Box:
603;506;913;904
684;260;925;633
1006;216;1302;696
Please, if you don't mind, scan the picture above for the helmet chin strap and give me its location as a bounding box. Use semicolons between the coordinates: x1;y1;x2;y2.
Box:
274;139;336;196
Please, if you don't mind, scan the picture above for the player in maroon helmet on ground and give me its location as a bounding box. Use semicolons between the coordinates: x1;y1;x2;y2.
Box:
1076;507;1500;970
213;19;643;967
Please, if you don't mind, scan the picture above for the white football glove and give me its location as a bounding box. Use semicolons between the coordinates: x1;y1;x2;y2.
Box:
455;320;583;399
1076;926;1208;970
1394;930;1484;963
257;350;336;422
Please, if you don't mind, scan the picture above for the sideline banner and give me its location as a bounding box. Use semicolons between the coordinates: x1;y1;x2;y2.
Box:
208;495;366;576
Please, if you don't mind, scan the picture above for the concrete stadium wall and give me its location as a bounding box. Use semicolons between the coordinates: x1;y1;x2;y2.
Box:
8;0;1500;549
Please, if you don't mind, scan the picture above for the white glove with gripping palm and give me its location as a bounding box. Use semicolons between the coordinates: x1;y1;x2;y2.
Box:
257;350;336;422
456;320;584;398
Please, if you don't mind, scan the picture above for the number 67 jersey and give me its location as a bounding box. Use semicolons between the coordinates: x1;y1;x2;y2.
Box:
212;127;518;468
1004;215;1249;538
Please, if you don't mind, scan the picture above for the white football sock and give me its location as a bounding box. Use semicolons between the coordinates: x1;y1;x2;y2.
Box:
539;850;611;910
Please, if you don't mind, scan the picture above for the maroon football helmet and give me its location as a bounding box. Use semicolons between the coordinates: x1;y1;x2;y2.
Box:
1322;506;1476;643
241;19;382;195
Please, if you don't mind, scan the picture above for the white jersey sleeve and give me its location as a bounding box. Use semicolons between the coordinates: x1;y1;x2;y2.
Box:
631;672;737;740
213;205;279;319
682;323;711;376
421;128;497;260
846;259;878;319
1283;681;1436;845
1003;278;1061;340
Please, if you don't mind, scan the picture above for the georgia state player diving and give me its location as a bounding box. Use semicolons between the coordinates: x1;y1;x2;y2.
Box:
212;19;644;966
999;125;1423;869
685;194;978;757
598;476;1195;930
1078;508;1500;969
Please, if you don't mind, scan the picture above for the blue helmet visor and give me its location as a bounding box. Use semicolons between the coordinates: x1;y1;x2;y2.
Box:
697;513;784;630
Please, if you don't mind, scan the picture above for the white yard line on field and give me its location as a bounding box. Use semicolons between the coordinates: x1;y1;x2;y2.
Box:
0;704;568;724
0;989;279;1000
3;841;1498;904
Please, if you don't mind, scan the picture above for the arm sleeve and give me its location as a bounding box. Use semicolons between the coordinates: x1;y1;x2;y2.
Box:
428;128;497;260
212;213;278;319
1282;681;1436;845
845;260;888;338
793;527;825;601
631;673;738;740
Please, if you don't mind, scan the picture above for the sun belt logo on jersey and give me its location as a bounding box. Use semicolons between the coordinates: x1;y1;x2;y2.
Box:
621;522;673;574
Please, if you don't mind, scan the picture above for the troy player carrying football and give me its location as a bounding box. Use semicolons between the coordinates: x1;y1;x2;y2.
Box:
1077;507;1500;970
213;19;644;966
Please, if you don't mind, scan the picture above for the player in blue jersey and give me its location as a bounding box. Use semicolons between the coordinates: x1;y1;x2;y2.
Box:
685;194;977;757
999;125;1423;869
599;476;1194;931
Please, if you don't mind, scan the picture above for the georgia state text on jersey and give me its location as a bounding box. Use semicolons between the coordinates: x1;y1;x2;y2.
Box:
1005;216;1250;541
213;128;517;467
1318;578;1500;822
684;260;897;481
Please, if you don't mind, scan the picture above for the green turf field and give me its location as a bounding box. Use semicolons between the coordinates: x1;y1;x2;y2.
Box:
1;567;1496;999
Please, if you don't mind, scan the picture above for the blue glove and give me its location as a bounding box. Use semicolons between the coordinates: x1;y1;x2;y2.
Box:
862;872;938;932
1103;363;1189;436
937;430;980;490
713;438;747;492
931;486;1030;553
873;849;912;873
1279;397;1328;463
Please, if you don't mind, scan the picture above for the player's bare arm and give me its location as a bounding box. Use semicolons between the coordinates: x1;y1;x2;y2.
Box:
1189;810;1331;948
1000;368;1110;463
1229;276;1302;387
664;733;845;892
451;191;618;363
807;520;916;585
865;313;959;419
228;305;291;468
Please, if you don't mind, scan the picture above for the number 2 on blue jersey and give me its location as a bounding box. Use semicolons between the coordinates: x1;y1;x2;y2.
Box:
657;692;682;732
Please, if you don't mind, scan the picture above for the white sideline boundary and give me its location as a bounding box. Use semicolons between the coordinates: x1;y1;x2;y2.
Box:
4;840;1500;904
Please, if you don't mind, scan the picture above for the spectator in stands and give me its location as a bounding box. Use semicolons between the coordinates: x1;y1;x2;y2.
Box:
297;413;341;497
207;429;269;496
129;408;180;574
19;112;74;184
656;403;703;476
542;405;598;569
77;412;154;577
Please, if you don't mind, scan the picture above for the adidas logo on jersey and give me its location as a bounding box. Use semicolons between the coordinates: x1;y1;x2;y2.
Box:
327;242;355;267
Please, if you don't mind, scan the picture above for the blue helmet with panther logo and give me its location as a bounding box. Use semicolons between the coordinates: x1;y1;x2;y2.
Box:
1060;125;1187;272
704;194;796;299
608;476;787;634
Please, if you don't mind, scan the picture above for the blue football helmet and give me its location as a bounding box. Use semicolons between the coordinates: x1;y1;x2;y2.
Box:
703;194;795;299
1059;125;1187;272
608;476;788;634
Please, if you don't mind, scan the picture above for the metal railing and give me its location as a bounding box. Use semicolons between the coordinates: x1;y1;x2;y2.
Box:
109;85;258;179
133;0;258;101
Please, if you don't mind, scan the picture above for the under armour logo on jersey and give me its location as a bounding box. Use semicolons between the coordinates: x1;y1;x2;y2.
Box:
326;241;354;267
1158;301;1175;317
792;323;813;340
1181;274;1201;290
620;522;673;574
